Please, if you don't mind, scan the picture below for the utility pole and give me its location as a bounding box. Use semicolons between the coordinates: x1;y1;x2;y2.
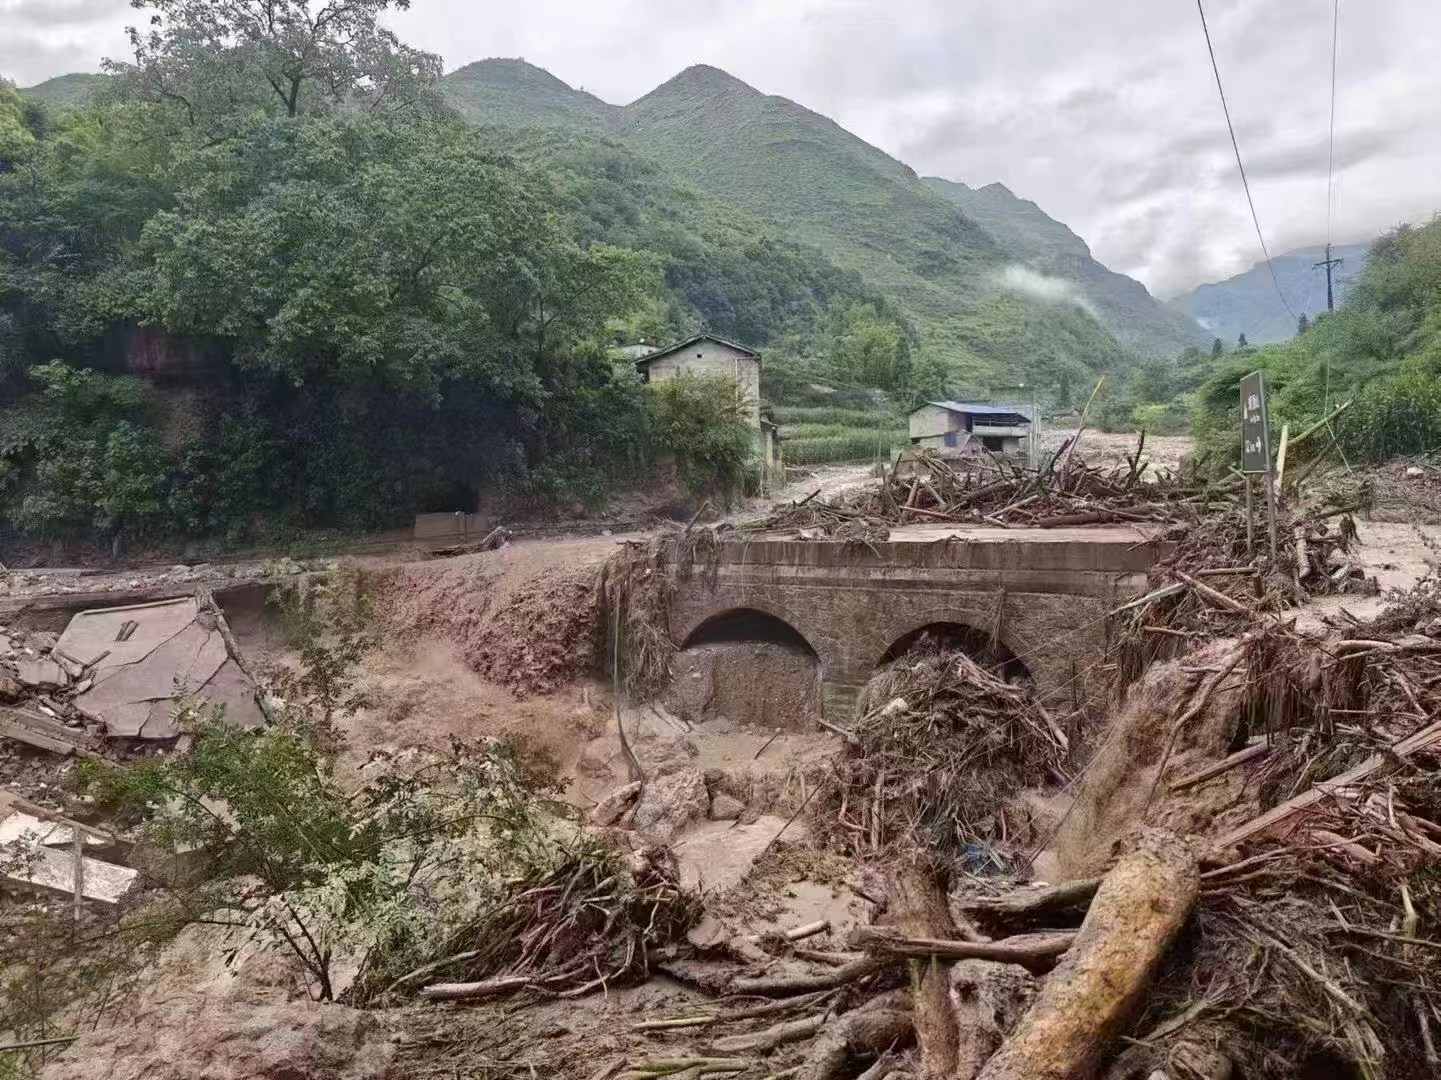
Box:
1314;243;1344;311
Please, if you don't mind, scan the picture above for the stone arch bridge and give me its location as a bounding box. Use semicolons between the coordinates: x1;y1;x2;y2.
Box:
666;524;1169;718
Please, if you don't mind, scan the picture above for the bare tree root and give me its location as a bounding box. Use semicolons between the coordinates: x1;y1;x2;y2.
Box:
976;832;1199;1080
799;991;914;1080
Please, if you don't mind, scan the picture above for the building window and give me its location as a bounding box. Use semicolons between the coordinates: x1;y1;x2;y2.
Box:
982;436;1004;452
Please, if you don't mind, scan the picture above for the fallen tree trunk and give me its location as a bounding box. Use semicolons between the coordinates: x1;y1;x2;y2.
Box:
728;955;894;997
891;863;960;1079
960;878;1100;931
850;928;1075;973
976;832;1199;1080
799;991;913;1080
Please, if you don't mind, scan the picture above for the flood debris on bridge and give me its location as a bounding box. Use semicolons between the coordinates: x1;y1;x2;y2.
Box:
528;447;1440;1080
14;450;1441;1080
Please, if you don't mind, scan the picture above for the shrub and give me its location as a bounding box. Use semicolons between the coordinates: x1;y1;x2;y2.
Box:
1337;363;1441;461
647;373;755;504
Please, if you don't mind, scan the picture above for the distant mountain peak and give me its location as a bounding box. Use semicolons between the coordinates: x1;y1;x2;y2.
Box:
631;63;762;108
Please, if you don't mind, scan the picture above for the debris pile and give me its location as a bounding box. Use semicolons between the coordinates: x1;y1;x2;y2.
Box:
814;649;1066;858
0;594;263;754
761;447;1191;533
394;848;698;1005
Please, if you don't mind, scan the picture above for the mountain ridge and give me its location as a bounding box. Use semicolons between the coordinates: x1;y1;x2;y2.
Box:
1169;241;1372;346
439;58;1207;372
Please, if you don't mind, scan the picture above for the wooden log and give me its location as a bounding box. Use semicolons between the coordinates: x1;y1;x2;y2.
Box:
728;955;894;997
951;960;1038;1080
1168;740;1270;792
1212;718;1441;852
851;928;1075;974
798;992;913;1080
960;879;1100;931
975;832;1200;1080
891;863;961;1078
710;1014;825;1054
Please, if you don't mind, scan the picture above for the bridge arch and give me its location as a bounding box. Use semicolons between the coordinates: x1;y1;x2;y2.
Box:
681;606;819;658
873;610;1031;682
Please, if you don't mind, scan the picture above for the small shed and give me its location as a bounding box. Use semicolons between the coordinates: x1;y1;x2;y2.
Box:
908;401;1037;458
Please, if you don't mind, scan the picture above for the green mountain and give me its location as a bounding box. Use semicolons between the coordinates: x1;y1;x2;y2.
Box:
923;177;1209;357
19;72;109;108
1169;242;1372;347
443;59;620;131
440;59;1202;394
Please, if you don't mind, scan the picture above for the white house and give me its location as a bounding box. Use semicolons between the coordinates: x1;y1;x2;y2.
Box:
635;333;779;480
634;334;762;429
908;401;1037;458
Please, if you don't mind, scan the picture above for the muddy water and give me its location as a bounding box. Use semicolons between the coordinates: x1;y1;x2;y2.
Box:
663;641;821;732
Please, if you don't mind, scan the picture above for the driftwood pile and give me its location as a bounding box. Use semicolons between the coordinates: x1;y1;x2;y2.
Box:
389;848;698;1006
812;648;1067;859
760;443;1201;534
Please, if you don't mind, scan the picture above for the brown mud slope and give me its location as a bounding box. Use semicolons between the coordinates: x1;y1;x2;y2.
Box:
369;537;621;696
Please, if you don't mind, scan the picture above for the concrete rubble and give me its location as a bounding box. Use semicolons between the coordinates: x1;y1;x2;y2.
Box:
57;597;265;738
0;788;137;904
0;595;264;746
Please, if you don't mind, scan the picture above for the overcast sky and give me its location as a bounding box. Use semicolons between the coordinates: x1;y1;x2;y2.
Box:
4;0;1438;298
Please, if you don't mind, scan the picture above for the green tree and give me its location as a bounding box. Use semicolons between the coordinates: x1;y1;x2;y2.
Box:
0;362;172;543
1211;337;1224;359
647;373;754;504
109;0;443;130
1297;312;1310;335
1237;332;1249;349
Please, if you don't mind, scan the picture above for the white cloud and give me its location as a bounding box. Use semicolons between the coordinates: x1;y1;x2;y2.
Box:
995;265;1099;320
5;0;1439;294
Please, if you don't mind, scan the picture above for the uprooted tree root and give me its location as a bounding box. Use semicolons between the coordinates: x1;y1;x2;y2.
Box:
811;648;1066;859
377;847;699;1005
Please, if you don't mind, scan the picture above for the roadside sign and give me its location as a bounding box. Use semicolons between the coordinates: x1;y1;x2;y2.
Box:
1240;371;1271;475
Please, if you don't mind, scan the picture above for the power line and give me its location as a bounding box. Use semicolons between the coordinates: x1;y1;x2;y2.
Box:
1326;0;1340;247
1195;0;1298;319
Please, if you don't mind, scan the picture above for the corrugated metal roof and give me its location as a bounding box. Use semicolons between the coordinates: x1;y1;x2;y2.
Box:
923;401;1035;419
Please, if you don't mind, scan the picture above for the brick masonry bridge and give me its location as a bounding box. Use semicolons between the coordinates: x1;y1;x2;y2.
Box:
667;524;1171;718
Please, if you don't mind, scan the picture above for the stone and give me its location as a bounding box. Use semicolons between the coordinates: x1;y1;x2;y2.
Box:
673;815;804;892
630;767;709;842
589;781;642;826
0;676;23;703
709;792;746;821
17;658;67;690
1406;465;1426;478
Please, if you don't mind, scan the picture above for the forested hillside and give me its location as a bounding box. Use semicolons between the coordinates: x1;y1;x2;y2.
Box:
1186;221;1441;467
922;177;1209;358
439;58;1204;397
0;5;730;550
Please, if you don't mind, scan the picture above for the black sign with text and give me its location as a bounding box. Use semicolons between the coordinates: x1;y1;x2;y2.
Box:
1240;371;1271;475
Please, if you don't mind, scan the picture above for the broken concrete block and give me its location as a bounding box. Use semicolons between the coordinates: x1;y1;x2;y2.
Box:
18;658;67;691
630;767;709;842
709;792;746;821
0;675;23;703
673;815;803;892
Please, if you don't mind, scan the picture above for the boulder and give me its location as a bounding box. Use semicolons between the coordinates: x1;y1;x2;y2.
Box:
630;767;709;842
708;792;746;821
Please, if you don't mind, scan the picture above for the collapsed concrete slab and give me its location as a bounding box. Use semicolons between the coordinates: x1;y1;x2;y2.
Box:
56;597;265;739
0;789;137;904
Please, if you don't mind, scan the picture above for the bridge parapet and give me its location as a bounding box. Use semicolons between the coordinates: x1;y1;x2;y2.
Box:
668;524;1170;719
